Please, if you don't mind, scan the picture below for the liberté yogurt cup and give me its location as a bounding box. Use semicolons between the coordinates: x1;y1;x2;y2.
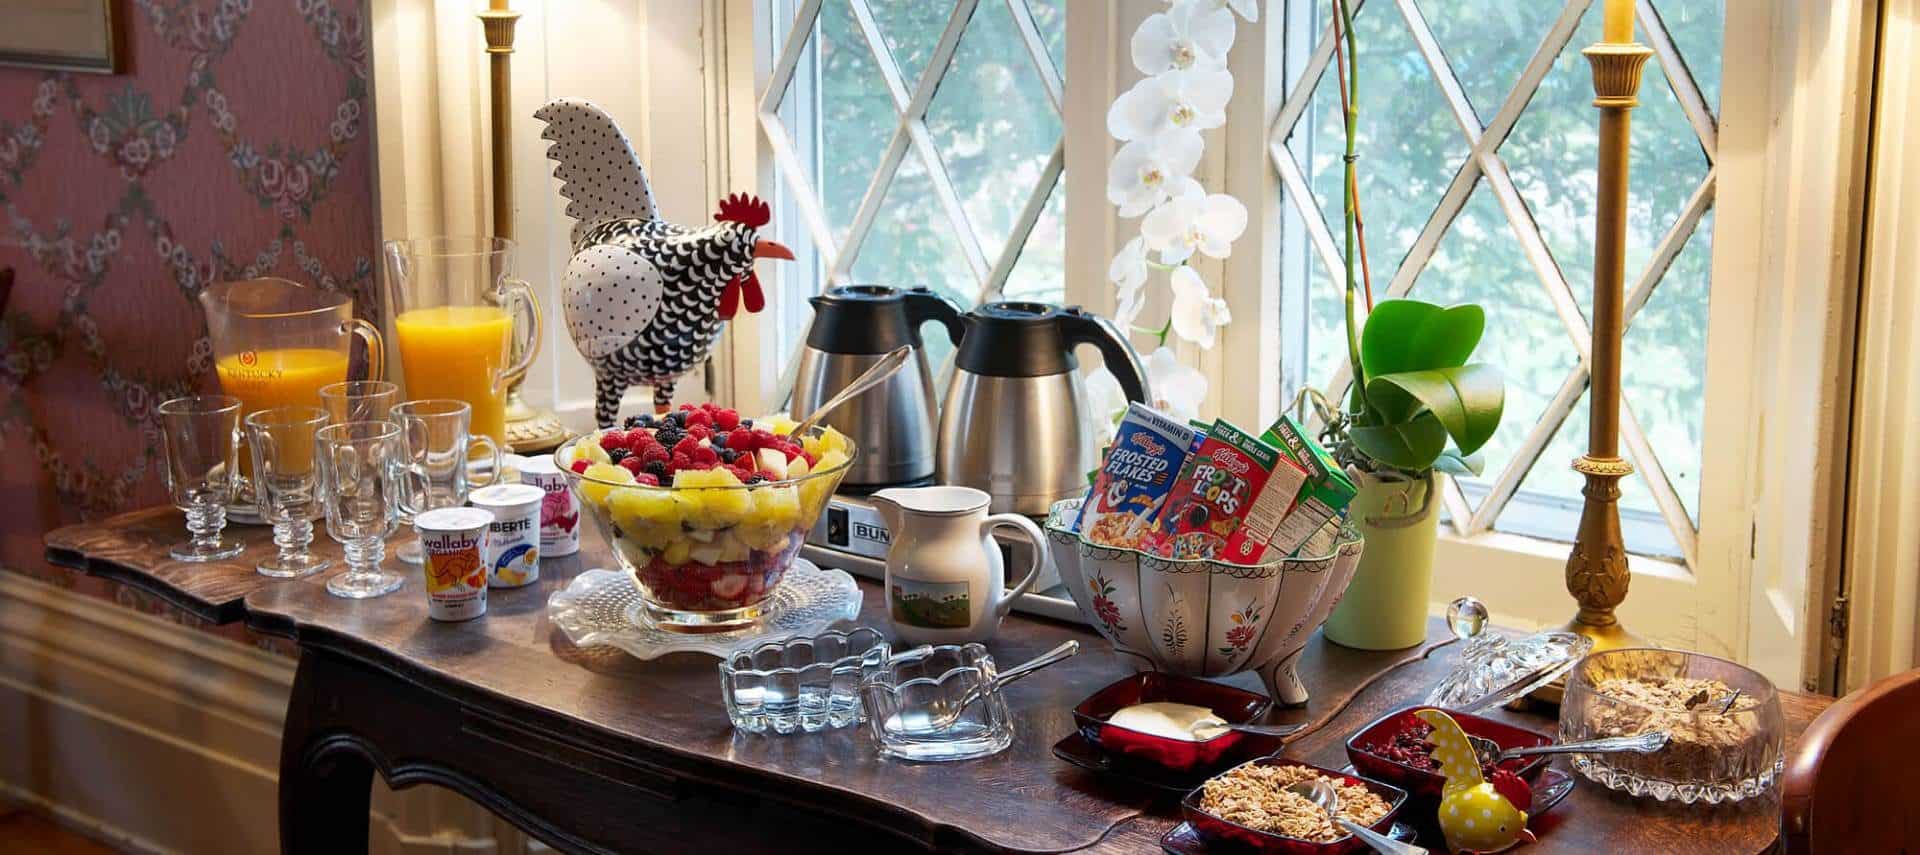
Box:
415;506;493;621
517;453;581;557
471;483;543;588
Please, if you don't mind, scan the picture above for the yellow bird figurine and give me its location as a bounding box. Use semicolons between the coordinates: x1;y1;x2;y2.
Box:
1414;709;1537;854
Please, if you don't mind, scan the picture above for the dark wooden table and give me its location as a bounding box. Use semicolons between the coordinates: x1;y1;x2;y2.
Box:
46;508;1829;853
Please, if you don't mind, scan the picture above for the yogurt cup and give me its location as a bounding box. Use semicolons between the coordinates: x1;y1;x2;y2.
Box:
471;483;544;588
518;453;581;557
415;506;493;621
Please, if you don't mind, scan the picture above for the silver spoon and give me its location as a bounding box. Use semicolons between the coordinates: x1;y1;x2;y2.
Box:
1286;780;1426;855
1186;719;1308;740
1466;729;1671;768
789;345;911;438
921;640;1079;731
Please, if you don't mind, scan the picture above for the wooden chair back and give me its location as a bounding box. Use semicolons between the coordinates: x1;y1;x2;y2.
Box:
1781;667;1920;852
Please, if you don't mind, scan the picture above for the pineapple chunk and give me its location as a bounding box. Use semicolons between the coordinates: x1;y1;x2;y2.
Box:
762;413;799;436
734;521;788;551
753;485;802;529
578;462;633;507
662;537;692;565
798;449;849;520
701;487;750;527
718;534;751;563
818;426;852;456
688;540;725;566
786;455;811;478
564;439;611;468
609;485;680;530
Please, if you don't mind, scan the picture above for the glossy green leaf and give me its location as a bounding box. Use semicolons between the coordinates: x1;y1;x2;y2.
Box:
1433;450;1485;477
1359;300;1485;377
1348;412;1450;471
1365;364;1506;456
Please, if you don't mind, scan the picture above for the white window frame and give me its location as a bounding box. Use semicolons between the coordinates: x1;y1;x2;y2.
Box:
719;0;1868;685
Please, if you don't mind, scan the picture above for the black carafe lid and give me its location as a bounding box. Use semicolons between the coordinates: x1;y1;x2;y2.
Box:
806;285;963;355
954;301;1149;401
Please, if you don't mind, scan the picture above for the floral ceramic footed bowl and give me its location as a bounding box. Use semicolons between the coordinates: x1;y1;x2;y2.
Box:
1045;497;1363;706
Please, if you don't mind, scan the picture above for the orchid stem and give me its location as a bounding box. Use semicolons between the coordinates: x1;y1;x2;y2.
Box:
1333;0;1369;416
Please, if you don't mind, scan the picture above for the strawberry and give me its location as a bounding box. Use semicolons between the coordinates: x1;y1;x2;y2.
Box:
726;429;756;451
713;408;741;430
1489;769;1531;812
569;458;591;474
631;472;660;486
710;573;748;601
618;456;646;476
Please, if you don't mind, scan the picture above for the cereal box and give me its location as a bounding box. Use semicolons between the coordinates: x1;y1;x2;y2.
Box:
1152;420;1307;563
1075;403;1197;549
1260;415;1359;556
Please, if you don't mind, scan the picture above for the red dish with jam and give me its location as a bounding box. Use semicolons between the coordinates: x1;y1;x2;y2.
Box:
1343;705;1553;803
1072;672;1279;776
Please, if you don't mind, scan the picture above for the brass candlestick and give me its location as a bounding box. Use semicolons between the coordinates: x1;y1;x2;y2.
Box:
1556;30;1656;672
481;0;568;453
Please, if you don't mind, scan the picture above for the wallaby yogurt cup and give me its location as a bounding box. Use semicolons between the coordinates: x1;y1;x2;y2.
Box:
518;453;581;557
415;506;493;621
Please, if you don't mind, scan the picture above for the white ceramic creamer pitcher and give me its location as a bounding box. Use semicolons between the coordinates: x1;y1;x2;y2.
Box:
871;485;1049;644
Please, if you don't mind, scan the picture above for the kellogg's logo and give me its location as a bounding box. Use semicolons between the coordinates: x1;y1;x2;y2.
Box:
1210;448;1250;476
238;350;258;366
1129;432;1167;456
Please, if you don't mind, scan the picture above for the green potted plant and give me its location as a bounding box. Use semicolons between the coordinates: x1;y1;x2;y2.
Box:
1307;0;1505;650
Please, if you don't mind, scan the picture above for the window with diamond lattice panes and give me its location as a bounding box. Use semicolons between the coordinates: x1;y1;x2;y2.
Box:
759;0;1067;375
1272;0;1721;567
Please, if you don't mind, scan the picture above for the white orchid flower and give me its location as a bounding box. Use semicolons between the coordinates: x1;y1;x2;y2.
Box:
1132;0;1236;74
1169;265;1233;348
1106;129;1203;218
1108;236;1150;325
1144;346;1208;421
1141;185;1248;264
1085;370;1129;448
1107;67;1234;142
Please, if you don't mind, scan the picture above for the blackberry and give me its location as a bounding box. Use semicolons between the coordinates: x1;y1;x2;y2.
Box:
607;447;631;464
637;413;656;428
655;428;684;448
623;415;645;429
644;460;670;479
667;410;688;426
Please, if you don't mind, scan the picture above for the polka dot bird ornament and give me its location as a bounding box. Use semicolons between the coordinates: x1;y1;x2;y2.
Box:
1414;709;1536;854
534;98;794;426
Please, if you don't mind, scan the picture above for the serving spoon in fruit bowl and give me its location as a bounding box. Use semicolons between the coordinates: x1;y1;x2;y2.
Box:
789;345;912;438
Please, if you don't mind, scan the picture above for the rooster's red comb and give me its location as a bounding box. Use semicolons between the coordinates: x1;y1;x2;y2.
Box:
714;193;771;229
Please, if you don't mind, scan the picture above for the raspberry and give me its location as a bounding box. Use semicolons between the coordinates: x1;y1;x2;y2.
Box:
692;445;720;467
686;424;712;441
724;464;755;483
631;472;660;487
726;430;756;452
781;444;800;462
569;458;591;474
671;451;694;471
686;409;714;429
673;436;702;456
598;429;629;451
713;408;741;430
640;445;671;465
618;456;645;475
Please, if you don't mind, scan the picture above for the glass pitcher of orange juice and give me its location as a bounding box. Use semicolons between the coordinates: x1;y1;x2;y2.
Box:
384;237;541;447
201;277;385;480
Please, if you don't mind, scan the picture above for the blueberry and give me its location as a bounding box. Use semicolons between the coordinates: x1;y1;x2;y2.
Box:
623;415;645;429
745;473;766;484
739;418;753;428
668;411;688;426
720;448;739;464
712;431;730;449
638;414;656;427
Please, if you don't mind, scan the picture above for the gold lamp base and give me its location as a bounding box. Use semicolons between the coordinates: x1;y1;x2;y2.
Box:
504;388;570;454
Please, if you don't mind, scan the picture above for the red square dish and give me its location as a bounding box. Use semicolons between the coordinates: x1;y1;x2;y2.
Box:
1072;672;1277;775
1180;757;1408;855
1344;705;1553;804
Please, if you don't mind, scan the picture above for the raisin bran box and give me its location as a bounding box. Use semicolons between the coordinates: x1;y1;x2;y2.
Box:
1150;420;1307;563
1074;403;1197;549
1260;414;1359;555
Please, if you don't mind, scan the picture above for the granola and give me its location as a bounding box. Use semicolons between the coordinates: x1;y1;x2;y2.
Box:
1588;675;1759;775
1197;763;1391;843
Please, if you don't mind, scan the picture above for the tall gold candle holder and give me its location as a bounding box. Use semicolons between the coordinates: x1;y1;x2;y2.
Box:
1551;5;1655;692
481;0;568;453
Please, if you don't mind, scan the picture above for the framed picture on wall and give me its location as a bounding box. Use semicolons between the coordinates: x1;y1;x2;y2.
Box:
0;0;121;74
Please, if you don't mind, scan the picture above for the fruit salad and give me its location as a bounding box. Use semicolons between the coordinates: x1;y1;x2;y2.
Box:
556;404;854;627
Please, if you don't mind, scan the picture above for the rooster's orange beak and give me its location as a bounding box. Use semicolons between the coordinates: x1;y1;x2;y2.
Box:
753;239;795;261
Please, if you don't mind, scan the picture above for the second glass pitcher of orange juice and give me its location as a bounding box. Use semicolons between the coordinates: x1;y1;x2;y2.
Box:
384;237;541;447
201;277;385;485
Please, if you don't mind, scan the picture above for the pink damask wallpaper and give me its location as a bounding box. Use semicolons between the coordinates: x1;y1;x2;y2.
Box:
0;0;379;644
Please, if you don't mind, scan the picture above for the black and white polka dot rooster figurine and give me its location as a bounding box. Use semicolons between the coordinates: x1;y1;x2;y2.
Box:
534;97;793;426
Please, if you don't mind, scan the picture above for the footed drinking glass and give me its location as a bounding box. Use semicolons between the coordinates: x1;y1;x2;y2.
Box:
317;421;418;598
157;395;246;562
245;406;332;578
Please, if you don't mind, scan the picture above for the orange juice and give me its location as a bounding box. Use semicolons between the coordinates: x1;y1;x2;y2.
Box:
216;347;350;475
395;306;512;444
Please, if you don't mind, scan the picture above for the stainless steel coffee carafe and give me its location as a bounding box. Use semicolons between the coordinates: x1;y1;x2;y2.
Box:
935;302;1148;516
792;285;963;488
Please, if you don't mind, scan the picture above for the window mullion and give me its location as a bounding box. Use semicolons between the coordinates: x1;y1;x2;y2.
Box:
758;0;824;115
1624;172;1715;322
1478;150;1593;366
981;141;1064;300
1620;397;1701;569
1637;0;1719;156
1001;0;1064;116
1470;367;1587;532
827;127;913;283
1394;0;1485;145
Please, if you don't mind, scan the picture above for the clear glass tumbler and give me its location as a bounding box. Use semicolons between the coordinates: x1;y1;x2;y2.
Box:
316;421;418;598
392;399;502;563
157;394;247;562
245;406;332;578
319;379;399;424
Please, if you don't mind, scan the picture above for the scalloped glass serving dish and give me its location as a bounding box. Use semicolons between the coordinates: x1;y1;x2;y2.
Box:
859;643;1013;762
720;626;893;734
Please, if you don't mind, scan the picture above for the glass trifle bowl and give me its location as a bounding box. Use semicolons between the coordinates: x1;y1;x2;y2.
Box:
556;416;854;632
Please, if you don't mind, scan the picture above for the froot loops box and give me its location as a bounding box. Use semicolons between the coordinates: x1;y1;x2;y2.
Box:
416;506;493;621
1151;419;1306;563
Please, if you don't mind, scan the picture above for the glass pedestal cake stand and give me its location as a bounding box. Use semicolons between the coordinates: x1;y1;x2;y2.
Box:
548;559;862;659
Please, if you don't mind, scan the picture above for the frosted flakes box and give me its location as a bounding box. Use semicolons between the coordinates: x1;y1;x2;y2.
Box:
1075;403;1197;549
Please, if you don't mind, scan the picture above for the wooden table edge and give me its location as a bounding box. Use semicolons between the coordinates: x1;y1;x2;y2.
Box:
43;524;245;625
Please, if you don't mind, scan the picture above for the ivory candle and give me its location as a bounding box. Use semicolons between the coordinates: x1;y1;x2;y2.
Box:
1602;0;1635;43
